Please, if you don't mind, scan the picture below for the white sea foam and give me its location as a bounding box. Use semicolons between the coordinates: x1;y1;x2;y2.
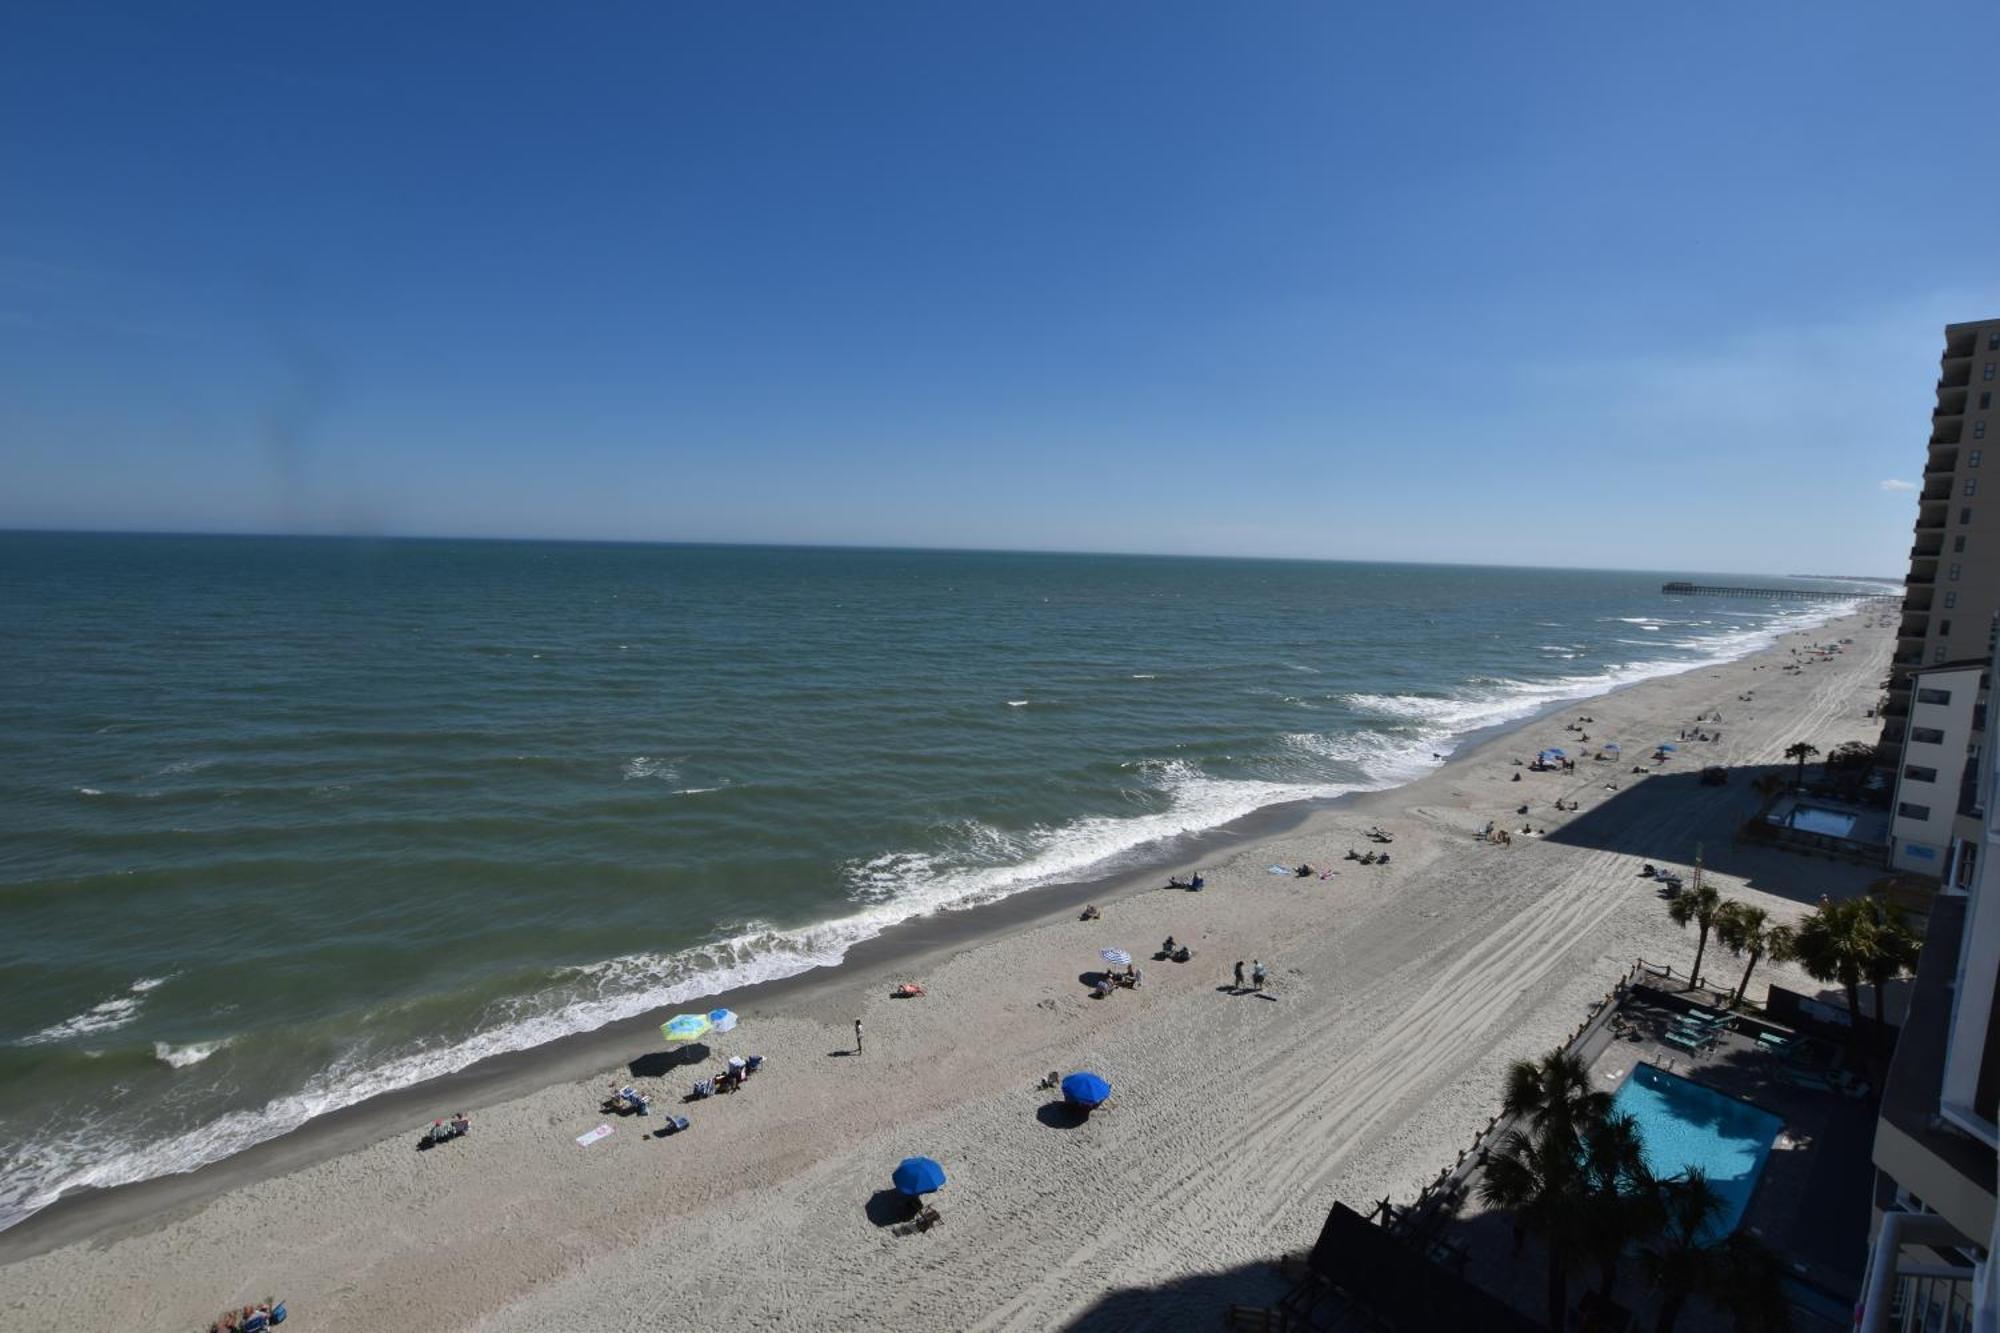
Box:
20;977;170;1045
622;756;677;782
75;787;102;797
154;1039;230;1068
1006;700;1029;707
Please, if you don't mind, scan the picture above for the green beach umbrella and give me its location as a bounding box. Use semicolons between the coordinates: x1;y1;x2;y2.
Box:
660;1013;712;1043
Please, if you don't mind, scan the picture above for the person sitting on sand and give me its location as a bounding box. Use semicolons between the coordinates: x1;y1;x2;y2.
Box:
1161;935;1177;956
450;1111;470;1135
1172;945;1192;962
1092;976;1114;998
1080;904;1100;921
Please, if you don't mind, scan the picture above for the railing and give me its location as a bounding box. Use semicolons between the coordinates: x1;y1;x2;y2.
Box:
1888;1271;1975;1332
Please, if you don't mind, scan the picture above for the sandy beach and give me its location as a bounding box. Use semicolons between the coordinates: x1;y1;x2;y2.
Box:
0;609;1894;1332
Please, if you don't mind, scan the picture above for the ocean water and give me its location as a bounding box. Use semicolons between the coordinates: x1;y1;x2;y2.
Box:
0;534;1875;1229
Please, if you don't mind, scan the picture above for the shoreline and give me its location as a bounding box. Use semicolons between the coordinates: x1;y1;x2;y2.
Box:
0;608;1893;1330
0;600;1876;1265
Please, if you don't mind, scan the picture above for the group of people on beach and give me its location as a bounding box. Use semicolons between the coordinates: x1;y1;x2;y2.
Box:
206;1300;283;1332
1231;959;1268;992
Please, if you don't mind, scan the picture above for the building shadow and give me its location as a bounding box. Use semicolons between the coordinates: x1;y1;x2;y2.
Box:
1059;1257;1292;1331
1538;763;1884;905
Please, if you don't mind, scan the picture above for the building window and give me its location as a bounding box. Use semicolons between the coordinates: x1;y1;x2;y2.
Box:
1945;591;1958;608
1967;478;1981;497
1983;391;1995;409
1963;507;1975;524
1975;426;1987;442
1911;727;1946;744
1935;645;1949;663
1904;764;1940;783
1991;332;2000;350
1906;844;1938;861
1948;565;1961;582
1940;620;1953;636
1988;363;1998;380
1954;536;1967;553
1916;688;1953;705
1899;801;1933;820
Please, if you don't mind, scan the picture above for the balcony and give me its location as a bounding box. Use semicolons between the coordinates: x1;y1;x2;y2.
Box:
1931;427;1963;445
1906;575;1936;587
1941;368;1972;389
1926;452;1959;475
1911;544;1943;559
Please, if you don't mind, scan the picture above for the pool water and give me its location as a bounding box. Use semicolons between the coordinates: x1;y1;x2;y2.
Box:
1785;806;1858;838
1610;1063;1781;1237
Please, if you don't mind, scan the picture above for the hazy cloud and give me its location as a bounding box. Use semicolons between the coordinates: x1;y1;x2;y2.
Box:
1879;479;1918;492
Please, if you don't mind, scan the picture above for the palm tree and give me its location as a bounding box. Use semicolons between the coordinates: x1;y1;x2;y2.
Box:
1668;883;1725;991
1640;1168;1727;1333
1579;1112;1655;1301
1783;741;1820;789
1502;1050;1611;1136
1710;1232;1793;1332
1714;903;1796;1010
1790;896;1872;1038
1480;1122;1592;1329
1858;897;1922;1035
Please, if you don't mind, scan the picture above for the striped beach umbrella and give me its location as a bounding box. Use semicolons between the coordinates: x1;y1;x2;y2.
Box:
660;1013;712;1043
1099;948;1131;967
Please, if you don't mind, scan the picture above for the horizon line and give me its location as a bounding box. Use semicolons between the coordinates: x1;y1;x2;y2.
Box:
0;525;1903;584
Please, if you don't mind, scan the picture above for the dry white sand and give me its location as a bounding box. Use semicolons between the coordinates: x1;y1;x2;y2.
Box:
0;611;1893;1332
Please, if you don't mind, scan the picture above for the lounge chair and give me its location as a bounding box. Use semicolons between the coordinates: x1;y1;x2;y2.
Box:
657;1115;690;1135
690;1077;715;1099
1755;1031;1795;1052
1661;1028;1712;1054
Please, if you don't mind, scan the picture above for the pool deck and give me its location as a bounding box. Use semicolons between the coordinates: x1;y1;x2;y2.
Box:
1434;978;1876;1330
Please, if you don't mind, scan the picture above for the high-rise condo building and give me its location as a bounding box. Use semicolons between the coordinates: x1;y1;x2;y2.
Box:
1884;318;1999;884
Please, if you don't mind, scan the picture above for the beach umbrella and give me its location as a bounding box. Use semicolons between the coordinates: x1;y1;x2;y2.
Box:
660;1013;712;1043
892;1155;947;1197
1060;1071;1112;1109
1658;743;1678;752
1603;742;1622;753
707;1008;739;1033
1545;747;1566;759
1099;948;1132;967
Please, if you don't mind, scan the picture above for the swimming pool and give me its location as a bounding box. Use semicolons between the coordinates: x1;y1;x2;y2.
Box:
1784;805;1858;838
1610;1063;1781;1238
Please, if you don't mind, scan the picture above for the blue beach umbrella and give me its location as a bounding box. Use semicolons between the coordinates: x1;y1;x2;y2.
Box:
707;1008;739;1033
1603;742;1622;753
1545;748;1566;759
1658;742;1678;752
1060;1071;1112;1109
892;1155;947;1197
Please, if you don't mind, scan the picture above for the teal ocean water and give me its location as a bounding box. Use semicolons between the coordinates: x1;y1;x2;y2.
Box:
0;534;1875;1228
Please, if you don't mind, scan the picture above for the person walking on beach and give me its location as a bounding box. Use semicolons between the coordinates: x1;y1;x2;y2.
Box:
1233;960;1245;992
1251;959;1267;992
853;1018;863;1055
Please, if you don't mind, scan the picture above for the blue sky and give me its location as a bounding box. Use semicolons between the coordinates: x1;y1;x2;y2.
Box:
2;2;1995;574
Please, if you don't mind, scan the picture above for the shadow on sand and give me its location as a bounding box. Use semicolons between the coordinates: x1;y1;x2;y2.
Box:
1539;763;1885;906
627;1044;709;1079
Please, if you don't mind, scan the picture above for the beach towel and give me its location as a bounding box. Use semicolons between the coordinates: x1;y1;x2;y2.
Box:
576;1124;616;1147
1267;865;1292;875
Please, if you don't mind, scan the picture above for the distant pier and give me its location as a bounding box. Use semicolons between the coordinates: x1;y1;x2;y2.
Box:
1661;581;1895;603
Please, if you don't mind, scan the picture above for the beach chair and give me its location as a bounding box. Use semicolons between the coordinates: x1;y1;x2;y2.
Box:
1661;1028;1712;1054
745;1054;764;1074
1755;1031;1795;1053
690;1077;715;1099
658;1115;690;1135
